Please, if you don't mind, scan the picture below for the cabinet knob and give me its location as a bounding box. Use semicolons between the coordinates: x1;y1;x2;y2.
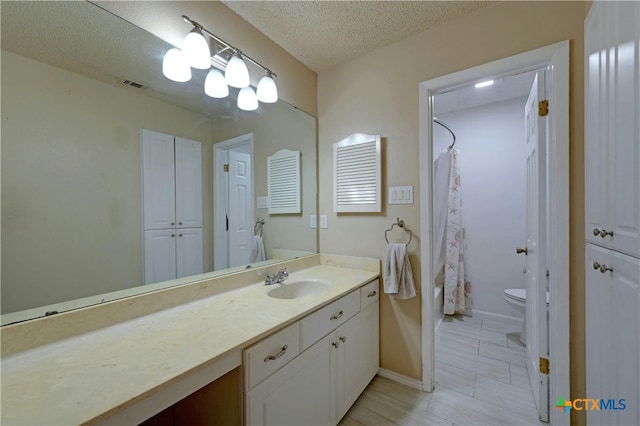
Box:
599;229;614;238
593;228;601;236
593;261;601;270
171;222;175;226
516;247;528;255
332;342;340;349
179;222;183;226
171;234;175;238
179;234;183;237
367;290;377;298
339;336;346;343
599;264;613;274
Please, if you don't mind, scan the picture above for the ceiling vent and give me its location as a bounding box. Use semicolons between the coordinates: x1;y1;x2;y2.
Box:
122;79;144;89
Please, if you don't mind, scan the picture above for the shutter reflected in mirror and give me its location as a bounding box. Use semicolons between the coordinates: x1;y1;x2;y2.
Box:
267;149;301;214
333;134;381;212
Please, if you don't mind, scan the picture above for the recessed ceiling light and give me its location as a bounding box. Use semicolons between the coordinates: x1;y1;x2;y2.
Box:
475;80;494;88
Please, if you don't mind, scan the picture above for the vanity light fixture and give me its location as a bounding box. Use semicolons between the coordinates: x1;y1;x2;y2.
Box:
161;15;279;109
225;50;250;88
162;48;192;82
257;71;278;103
204;68;229;98
182;27;211;69
475;79;494;88
237;86;259;111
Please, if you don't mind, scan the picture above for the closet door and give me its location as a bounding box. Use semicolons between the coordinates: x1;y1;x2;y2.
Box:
585;1;640;256
606;7;640;257
175;137;202;229
142;129;176;230
144;229;177;284
176;227;203;279
585;244;611;425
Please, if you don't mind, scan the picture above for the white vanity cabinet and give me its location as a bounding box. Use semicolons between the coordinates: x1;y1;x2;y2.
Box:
244;279;380;426
142;129;203;284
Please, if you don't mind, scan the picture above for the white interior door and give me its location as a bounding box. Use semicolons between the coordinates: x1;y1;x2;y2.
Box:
228;150;253;267
524;70;549;421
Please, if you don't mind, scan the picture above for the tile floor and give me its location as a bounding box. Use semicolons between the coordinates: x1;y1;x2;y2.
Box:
340;313;545;425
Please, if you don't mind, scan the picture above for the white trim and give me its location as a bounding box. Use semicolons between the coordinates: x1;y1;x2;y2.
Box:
376;368;424;391
213;133;254;271
419;41;570;426
471;309;525;325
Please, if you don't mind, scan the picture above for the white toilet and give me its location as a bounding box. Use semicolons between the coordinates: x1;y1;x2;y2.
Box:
503;289;550;345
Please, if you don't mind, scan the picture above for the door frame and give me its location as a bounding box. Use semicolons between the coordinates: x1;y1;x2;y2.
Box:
213;133;254;270
419;41;569;426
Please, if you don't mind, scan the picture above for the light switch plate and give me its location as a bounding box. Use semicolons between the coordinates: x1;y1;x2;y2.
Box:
388;186;414;205
320;215;328;229
310;214;317;229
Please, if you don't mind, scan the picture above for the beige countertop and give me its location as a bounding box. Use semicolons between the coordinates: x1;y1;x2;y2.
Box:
1;262;378;425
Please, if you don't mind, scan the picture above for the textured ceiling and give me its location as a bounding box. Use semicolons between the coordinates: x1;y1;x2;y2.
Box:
222;1;496;72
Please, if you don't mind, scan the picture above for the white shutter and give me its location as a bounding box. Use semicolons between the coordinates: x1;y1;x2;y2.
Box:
333;133;381;212
268;149;301;214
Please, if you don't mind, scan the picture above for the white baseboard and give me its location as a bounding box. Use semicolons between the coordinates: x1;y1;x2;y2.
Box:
377;368;424;391
471;309;523;324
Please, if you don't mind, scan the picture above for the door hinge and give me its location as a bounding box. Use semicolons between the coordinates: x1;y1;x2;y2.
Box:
540;357;550;375
538;100;549;117
223;164;229;172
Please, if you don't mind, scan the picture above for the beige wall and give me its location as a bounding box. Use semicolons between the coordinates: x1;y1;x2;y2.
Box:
317;2;587;422
96;1;318;116
1;50;213;313
211;102;317;258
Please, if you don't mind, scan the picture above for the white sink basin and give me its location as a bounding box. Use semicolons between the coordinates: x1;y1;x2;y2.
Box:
267;280;331;299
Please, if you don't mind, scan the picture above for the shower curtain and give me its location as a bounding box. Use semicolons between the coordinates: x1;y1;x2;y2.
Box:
436;149;473;315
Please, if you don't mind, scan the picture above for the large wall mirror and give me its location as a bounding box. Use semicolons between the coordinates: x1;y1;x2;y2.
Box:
1;1;318;325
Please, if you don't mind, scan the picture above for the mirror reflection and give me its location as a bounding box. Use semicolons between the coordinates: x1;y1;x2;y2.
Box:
1;1;317;325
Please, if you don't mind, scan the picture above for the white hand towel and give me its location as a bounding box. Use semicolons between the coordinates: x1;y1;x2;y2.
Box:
250;235;266;263
384;243;416;299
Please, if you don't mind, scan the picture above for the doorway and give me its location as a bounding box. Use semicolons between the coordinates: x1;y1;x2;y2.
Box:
419;41;570;425
213;133;254;270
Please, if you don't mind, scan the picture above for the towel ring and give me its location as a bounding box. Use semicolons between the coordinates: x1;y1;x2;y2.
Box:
385;218;412;247
254;219;265;237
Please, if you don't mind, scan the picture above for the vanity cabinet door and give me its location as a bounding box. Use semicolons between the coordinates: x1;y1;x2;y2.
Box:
174;137;202;229
335;300;379;421
245;333;335;426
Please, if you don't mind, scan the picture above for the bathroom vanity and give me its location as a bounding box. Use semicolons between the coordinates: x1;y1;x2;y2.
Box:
0;254;379;425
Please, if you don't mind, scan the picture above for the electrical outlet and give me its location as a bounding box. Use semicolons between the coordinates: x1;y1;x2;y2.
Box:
320;215;328;229
310;214;317;229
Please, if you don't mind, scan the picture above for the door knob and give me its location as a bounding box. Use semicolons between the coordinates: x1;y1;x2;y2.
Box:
516;247;528;255
593;262;601;270
593;228;601;236
599;264;613;274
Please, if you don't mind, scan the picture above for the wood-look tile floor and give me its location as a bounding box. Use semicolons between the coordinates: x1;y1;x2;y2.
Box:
340;313;545;426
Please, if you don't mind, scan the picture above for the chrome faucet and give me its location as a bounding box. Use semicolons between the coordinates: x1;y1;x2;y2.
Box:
263;268;289;285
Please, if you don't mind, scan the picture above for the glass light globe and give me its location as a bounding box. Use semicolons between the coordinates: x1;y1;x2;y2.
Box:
225;54;250;88
204;69;229;98
183;28;211;70
162;48;191;82
237;87;258;111
256;74;278;103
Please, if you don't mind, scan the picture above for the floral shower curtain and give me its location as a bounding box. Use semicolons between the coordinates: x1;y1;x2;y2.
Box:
443;149;473;315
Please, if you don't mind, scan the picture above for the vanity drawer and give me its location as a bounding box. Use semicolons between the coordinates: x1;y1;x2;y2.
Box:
300;290;360;351
360;279;379;310
244;322;300;390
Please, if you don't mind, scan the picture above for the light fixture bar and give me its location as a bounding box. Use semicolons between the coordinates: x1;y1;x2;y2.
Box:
181;15;277;78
